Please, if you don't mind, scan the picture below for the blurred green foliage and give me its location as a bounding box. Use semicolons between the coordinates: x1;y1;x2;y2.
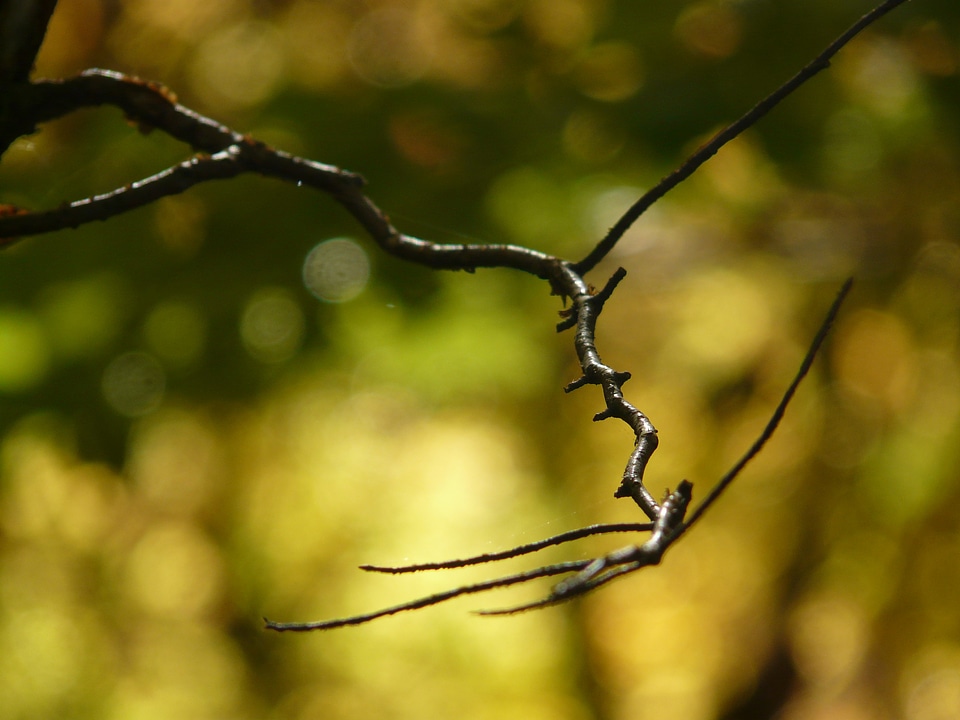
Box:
2;1;960;719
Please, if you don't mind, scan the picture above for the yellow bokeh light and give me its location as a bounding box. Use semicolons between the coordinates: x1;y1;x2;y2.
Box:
837;37;923;118
124;520;226;619
523;0;596;51
833;309;918;412
240;287;304;364
675;1;743;60
127;409;223;517
671;269;773;380
0;308;51;392
901;644;960;720
190;20;287;111
788;593;870;689
573;42;644;102
280;3;351;90
348;6;434;88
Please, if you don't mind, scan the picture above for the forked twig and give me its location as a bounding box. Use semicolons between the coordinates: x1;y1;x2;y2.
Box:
0;1;899;632
264;281;850;630
483;278;853;615
0;1;902;527
264;561;589;632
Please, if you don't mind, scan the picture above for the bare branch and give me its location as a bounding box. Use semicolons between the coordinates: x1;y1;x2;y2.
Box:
0;69;666;571
5;69;239;151
556;265;661;518
264;561;588;632
480;480;694;615
361;522;654;574
675;278;853;537
0;148;246;249
0;70;561;280
573;0;912;275
0;1;899;632
484;280;851;615
277;279;849;630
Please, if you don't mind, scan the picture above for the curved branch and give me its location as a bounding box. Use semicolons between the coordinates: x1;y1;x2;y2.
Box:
0;0;903;631
0;148;245;246
486;281;851;615
281;279;849;629
0;65;668;513
557;265;661;518
8;69;239;151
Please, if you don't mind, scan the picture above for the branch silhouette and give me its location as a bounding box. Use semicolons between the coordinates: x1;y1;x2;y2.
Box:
0;0;902;630
264;280;850;630
572;0;911;275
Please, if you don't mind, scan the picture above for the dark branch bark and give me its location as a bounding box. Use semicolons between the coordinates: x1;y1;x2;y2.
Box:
0;0;57;83
361;522;654;573
264;562;587;632
0;0;58;158
273;282;848;629
0;0;903;630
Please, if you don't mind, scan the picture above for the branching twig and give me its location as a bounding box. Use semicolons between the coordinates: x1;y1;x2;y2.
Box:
267;282;848;630
556;264;661;518
0;70;560;279
263;561;589;632
483;279;853;615
0;1;901;631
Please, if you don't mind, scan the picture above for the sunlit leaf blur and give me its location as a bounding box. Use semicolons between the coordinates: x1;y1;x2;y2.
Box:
1;1;959;719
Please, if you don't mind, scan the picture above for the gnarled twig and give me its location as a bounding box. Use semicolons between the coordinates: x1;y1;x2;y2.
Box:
264;279;850;630
0;1;900;630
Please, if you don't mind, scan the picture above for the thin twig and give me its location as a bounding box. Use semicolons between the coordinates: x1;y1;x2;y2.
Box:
556;265;662;518
482;281;852;615
361;522;654;573
0;1;900;631
478;562;643;616
0;71;561;279
573;0;911;275
676;278;853;536
264;561;588;632
480;480;694;614
288;279;849;629
0;148;246;246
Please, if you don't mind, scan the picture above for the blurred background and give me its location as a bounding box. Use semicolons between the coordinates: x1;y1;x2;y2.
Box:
1;0;959;718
